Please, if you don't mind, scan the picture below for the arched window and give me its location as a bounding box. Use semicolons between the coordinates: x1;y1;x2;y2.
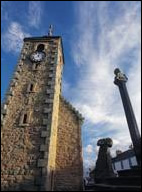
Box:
37;44;45;52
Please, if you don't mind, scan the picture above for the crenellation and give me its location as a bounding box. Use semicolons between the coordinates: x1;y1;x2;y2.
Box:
1;108;7;116
20;53;26;60
10;79;17;87
13;71;20;80
6;89;14;96
16;66;22;73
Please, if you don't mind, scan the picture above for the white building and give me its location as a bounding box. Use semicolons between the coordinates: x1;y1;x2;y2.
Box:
112;149;138;171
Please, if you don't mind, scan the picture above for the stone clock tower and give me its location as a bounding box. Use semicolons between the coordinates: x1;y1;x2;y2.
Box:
1;31;84;191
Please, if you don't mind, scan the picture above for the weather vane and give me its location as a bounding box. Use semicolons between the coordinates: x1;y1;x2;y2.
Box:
48;24;53;36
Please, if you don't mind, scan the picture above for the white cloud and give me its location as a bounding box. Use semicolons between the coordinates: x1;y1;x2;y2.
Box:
2;22;30;53
84;144;93;154
64;1;141;169
28;1;41;28
84;158;95;170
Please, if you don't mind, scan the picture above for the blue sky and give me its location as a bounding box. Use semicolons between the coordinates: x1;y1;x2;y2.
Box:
1;1;141;174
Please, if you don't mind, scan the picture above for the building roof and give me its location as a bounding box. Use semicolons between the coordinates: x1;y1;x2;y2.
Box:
112;149;135;163
24;36;61;41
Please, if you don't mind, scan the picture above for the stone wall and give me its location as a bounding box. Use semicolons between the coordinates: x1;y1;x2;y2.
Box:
1;36;84;191
46;41;64;191
54;97;84;191
1;37;63;191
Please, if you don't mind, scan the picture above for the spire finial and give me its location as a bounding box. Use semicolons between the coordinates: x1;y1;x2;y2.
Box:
48;25;53;36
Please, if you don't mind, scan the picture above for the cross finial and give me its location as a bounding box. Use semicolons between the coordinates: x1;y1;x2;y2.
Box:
48;25;53;36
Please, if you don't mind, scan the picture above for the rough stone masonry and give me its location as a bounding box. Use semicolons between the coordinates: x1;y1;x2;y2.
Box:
1;35;84;191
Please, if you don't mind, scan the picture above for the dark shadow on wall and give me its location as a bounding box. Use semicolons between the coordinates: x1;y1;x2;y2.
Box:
53;166;83;191
1;165;83;191
1;177;39;191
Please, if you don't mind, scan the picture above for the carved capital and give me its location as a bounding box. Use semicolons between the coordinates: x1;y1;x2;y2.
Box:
114;68;128;86
97;138;113;147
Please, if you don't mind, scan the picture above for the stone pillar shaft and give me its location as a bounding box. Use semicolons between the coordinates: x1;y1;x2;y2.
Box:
118;83;141;143
114;69;141;166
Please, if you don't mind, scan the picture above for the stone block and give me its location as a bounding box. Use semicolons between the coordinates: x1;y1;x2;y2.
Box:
1;118;4;126
41;131;48;137
18;62;23;66
50;60;55;64
47;81;55;86
45;99;53;104
51;49;57;53
49;66;55;71
5;96;12;105
40;145;46;152
37;159;47;168
44;137;50;145
46;89;53;94
43;108;51;114
42;119;48;125
1;109;7;115
52;44;57;48
13;82;18;87
41;168;47;176
14;72;19;80
21;54;26;60
48;73;55;78
10;79;16;86
6;90;14;96
44;152;48;159
17;66;21;73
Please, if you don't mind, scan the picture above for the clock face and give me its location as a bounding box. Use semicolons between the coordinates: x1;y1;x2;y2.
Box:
30;51;46;62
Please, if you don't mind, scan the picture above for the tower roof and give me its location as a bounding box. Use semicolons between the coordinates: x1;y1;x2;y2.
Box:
24;36;62;42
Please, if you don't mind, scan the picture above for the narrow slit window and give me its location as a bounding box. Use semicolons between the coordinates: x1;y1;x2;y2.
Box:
23;114;28;124
30;84;34;92
32;63;39;71
35;63;38;69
